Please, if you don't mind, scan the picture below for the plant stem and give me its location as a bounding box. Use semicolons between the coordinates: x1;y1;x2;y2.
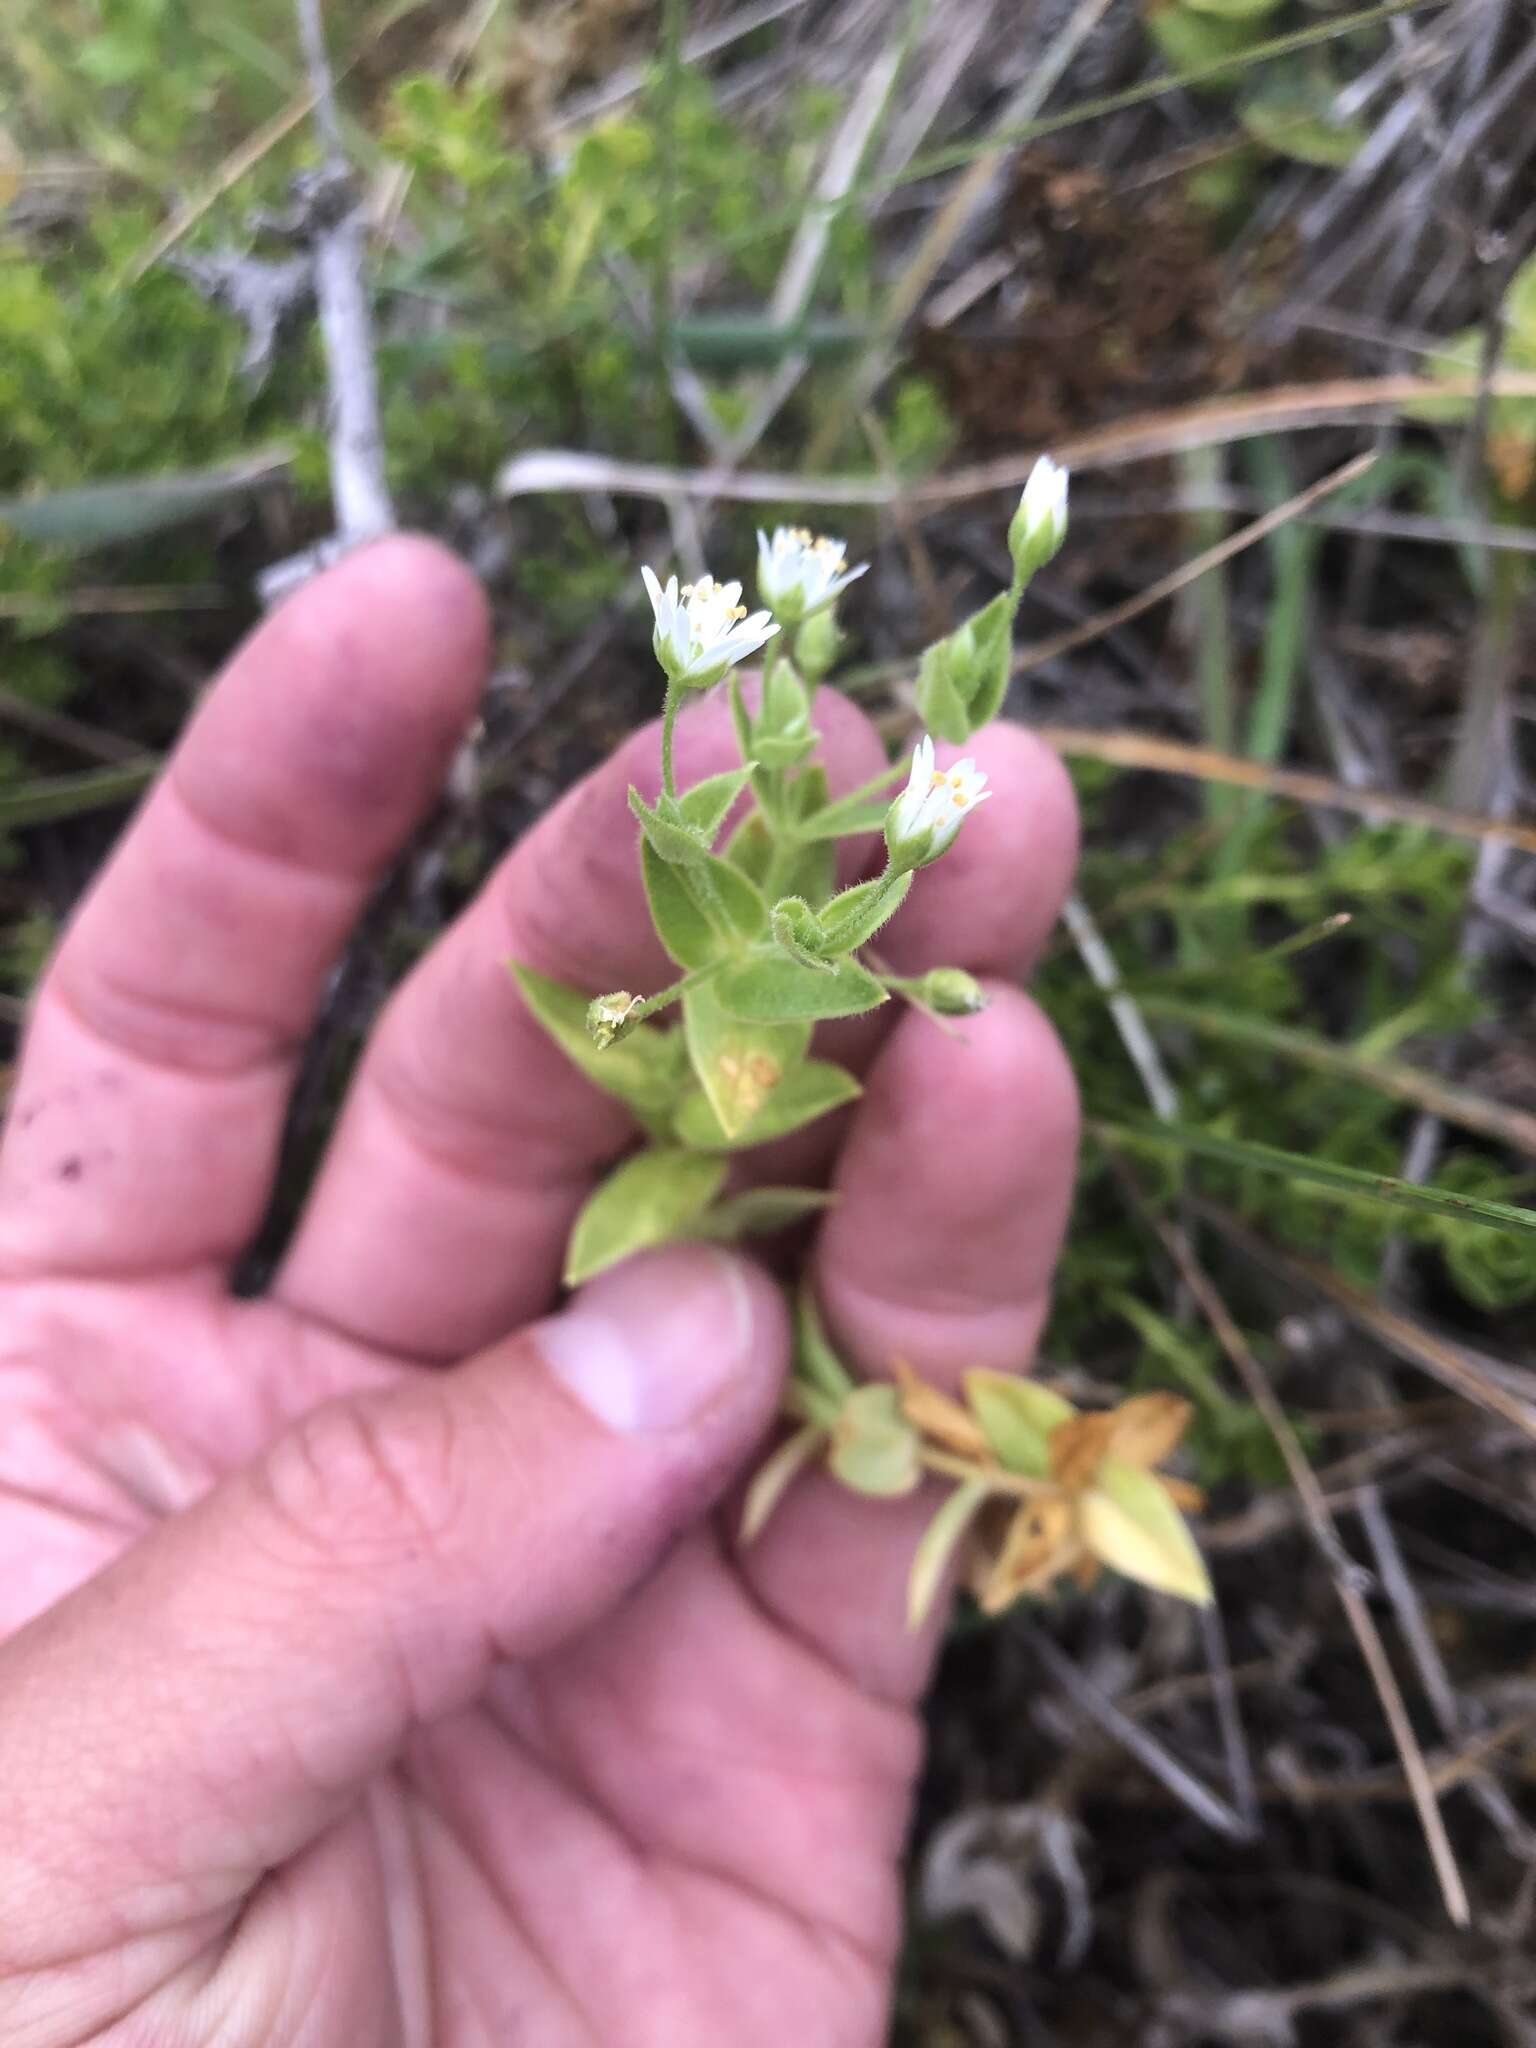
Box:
633;959;721;1024
660;686;681;799
920;1448;1048;1498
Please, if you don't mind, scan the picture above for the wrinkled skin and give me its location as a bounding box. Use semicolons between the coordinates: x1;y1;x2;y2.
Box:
0;540;1078;2047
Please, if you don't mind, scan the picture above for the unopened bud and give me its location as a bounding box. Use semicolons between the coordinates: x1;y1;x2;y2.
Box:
1007;456;1068;582
917;968;988;1016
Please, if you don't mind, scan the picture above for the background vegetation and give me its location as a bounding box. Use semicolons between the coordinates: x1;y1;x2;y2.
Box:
6;0;1536;2038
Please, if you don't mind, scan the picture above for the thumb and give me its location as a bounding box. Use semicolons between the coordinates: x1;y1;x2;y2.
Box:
0;1247;785;1975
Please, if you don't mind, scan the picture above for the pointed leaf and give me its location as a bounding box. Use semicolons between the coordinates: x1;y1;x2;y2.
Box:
895;1361;989;1457
679;766;754;841
673;1058;861;1150
717;953;887;1024
724;810;775;887
511;962;687;1126
1079;1457;1213;1606
964;1372;1076;1477
794;1287;856;1409
700;1186;835;1240
681;976;810;1139
563;1147;727;1286
740;1425;826;1543
642;840;768;970
914;640;972;744
0;449;289;549
908;1480;991;1630
1105;1392;1193;1470
828;1385;923;1498
628;785;710;866
972;1496;1079;1614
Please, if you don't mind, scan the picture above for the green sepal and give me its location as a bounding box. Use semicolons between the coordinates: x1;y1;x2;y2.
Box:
628;785;710;866
563;1146;728;1286
681;976;811;1140
740;1424;826;1543
510;963;688;1133
642;840;769;970
679;766;755;842
716;953;888;1024
673;1057;861;1150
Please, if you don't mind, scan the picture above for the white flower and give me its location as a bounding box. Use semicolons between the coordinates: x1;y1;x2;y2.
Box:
885;733;992;870
641;565;778;690
755;527;867;622
1008;456;1069;578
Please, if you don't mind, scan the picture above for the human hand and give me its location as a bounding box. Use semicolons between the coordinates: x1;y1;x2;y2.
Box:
0;538;1078;2046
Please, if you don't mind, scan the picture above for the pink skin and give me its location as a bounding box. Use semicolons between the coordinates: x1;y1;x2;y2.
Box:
0;538;1079;2047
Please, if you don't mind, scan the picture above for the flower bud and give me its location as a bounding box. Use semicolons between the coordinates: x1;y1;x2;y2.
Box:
1007;456;1068;582
586;991;644;1048
884;734;993;871
793;606;841;684
916;967;988;1016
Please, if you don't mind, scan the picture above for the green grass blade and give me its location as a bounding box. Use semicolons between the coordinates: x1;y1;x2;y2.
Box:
1095;1119;1536;1237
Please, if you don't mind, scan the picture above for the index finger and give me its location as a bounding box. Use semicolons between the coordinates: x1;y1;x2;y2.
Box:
0;539;489;1283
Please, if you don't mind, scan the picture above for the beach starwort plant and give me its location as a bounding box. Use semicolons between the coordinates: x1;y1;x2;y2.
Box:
513;475;1212;1622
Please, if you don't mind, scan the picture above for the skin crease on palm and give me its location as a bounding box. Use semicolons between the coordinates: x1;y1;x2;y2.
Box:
0;537;1079;2048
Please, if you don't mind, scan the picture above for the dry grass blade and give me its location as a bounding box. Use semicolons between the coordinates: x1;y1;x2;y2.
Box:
498;373;1536;509
1013;451;1377;679
122;88;321;282
1038;727;1536;858
1139;997;1536;1160
1111;1159;1473;1928
1216;1220;1536;1447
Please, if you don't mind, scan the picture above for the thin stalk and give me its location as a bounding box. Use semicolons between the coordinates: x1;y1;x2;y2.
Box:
660;687;681;799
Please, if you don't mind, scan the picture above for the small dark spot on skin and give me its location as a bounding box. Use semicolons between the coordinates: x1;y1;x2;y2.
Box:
57;1156;83;1183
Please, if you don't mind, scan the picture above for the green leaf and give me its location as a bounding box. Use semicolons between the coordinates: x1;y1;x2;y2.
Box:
907;1480;990;1630
1096;1118;1536;1237
681;976;810;1139
0;449;290;550
740;1424;827;1543
1240;63;1365;167
628;786;710;866
794;1287;856;1412
716;954;888;1024
564;1147;728;1286
963;591;1017;731
642;841;768;970
724;811;775;887
828;1385;923;1498
963;1371;1075;1477
510;963;687;1125
679;766;754;842
795;761;905;842
674;1057;862;1149
1079;1458;1213;1605
697;1186;836;1239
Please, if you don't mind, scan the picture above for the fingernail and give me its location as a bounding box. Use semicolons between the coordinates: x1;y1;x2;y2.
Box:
534;1247;756;1434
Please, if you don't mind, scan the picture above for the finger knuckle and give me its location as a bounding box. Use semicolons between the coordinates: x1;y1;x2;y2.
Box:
252;1387;469;1578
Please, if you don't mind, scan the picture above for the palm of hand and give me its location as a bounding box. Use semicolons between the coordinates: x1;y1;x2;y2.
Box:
0;541;1077;2047
3;1276;908;2044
